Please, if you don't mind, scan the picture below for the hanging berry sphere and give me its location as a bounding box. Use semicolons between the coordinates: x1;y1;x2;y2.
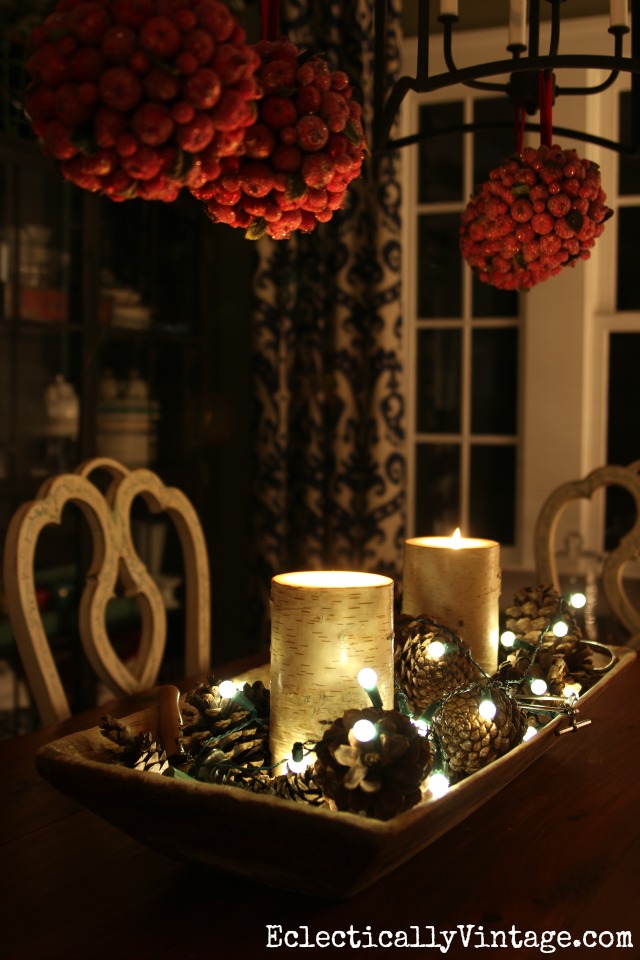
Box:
201;38;367;239
459;144;613;291
24;0;261;202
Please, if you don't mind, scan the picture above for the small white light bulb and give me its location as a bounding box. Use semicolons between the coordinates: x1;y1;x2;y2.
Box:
530;677;548;696
552;620;569;638
218;680;237;699
428;772;450;799
428;640;446;660
411;718;429;736
522;725;538;742
569;592;586;609
287;753;311;775
563;681;582;700
501;630;516;648
478;698;497;721
352;718;377;742
357;667;378;691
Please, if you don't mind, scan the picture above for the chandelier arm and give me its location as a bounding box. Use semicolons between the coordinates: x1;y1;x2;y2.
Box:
548;0;561;58
385;121;635;156
529;0;540;57
373;74;418;154
559;35;624;96
417;0;431;88
373;55;640;148
442;17;509;94
414;55;640;93
373;0;640;155
459;80;511;92
560;73;621;96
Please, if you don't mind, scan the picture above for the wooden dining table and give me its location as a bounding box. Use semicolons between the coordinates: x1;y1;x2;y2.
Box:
1;651;639;960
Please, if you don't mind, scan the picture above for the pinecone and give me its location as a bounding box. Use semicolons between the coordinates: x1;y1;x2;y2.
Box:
132;741;170;775
504;584;578;645
314;707;433;821
432;684;527;775
504;585;596;692
179;677;270;785
271;767;325;807
494;646;569;695
550;633;596;692
99;716;169;774
395;614;480;714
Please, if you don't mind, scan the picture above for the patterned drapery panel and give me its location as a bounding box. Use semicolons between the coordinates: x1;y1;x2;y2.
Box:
250;0;404;642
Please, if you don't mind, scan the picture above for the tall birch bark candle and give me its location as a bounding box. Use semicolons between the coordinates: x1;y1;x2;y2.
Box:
270;570;394;771
402;532;501;674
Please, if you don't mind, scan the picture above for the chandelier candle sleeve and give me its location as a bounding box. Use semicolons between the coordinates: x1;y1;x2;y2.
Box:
509;0;527;48
401;533;501;674
269;571;394;771
610;0;630;29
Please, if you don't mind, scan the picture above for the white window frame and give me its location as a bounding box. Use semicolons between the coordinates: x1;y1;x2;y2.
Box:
401;15;638;575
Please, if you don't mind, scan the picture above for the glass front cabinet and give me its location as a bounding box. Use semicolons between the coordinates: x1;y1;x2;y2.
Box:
0;130;220;720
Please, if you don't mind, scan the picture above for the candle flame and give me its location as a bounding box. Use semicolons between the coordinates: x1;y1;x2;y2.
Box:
451;528;462;549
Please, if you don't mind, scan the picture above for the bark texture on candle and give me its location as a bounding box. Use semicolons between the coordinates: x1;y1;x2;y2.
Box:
269;576;394;770
402;540;501;675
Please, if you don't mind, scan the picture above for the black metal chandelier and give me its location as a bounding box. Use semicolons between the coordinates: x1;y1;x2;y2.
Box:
373;0;640;156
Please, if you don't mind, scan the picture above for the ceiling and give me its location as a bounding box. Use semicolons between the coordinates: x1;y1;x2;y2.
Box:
401;0;610;36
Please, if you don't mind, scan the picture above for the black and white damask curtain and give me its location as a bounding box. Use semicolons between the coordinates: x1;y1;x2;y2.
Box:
250;0;404;639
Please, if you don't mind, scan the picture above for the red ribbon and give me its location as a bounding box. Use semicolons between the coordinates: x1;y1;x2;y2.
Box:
538;71;554;147
261;0;280;41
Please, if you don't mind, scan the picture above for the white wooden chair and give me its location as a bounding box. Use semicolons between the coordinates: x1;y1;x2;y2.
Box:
534;463;640;648
2;457;211;725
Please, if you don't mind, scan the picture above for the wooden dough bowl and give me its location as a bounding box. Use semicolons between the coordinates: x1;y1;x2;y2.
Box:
36;651;635;899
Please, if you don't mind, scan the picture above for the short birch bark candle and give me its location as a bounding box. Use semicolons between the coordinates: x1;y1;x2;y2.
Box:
402;531;501;674
270;570;394;772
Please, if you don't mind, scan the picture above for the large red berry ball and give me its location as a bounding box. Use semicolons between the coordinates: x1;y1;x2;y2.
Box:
24;0;261;203
203;41;367;239
459;144;613;290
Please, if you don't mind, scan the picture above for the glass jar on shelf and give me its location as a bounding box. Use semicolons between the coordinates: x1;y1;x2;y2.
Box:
18;224;69;324
30;374;80;477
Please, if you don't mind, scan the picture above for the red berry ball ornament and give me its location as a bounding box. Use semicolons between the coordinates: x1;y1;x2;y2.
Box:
24;0;260;202
459;144;613;290
203;39;367;239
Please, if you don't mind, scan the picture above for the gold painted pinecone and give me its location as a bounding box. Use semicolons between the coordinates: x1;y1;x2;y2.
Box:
395;614;480;714
314;707;433;821
99;716;169;774
432;685;527;775
179;677;270;784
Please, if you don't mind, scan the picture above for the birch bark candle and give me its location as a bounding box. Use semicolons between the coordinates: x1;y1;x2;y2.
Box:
270;570;394;772
402;531;501;674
